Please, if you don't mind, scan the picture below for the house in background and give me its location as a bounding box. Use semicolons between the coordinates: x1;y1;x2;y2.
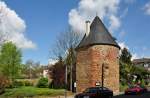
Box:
41;59;57;79
42;66;49;78
132;58;150;85
132;58;150;71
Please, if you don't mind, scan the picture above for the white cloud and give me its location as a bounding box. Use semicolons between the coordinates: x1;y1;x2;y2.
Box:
131;53;138;60
69;9;85;33
118;42;129;55
118;42;139;60
109;15;121;32
0;1;36;49
48;59;58;65
118;42;129;49
143;2;150;15
69;0;121;33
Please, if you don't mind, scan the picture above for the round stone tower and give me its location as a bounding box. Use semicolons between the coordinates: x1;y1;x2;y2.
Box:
76;16;120;94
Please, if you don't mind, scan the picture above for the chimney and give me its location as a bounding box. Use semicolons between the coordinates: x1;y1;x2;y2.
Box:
85;20;90;36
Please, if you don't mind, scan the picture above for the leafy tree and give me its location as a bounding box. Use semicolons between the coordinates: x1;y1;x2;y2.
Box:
119;48;150;86
131;65;150;84
119;48;133;85
0;42;22;82
120;48;132;65
49;56;65;89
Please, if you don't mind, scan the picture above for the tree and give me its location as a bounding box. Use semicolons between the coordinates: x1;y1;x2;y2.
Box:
51;28;82;91
20;64;28;78
0;66;8;93
33;61;42;78
49;56;65;89
131;65;150;85
25;59;34;79
21;60;42;79
65;46;76;91
119;48;150;86
0;42;22;82
120;48;132;65
0;74;8;94
119;48;133;85
51;28;81;58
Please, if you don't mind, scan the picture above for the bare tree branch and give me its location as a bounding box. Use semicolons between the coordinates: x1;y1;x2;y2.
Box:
51;28;82;59
50;28;82;91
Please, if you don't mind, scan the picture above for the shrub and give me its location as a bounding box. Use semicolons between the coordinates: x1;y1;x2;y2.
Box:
13;80;24;87
36;77;48;88
6;82;13;88
0;75;7;94
140;79;146;86
120;83;128;92
24;80;33;86
49;80;65;89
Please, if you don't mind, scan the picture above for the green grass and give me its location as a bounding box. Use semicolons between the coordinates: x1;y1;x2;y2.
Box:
0;86;65;98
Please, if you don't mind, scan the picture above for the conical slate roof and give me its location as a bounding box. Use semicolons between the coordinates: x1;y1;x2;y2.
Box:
76;16;120;50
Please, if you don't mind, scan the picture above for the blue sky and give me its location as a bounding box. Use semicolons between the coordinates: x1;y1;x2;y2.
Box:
1;0;150;65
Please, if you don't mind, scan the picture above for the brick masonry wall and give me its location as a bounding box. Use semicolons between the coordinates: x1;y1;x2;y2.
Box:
76;45;119;94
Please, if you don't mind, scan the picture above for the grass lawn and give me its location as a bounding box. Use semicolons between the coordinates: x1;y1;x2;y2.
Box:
0;86;65;98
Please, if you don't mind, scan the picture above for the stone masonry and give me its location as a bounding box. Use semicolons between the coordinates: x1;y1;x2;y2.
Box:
76;45;119;93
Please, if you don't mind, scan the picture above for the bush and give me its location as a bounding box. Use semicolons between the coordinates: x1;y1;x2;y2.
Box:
13;80;24;87
24;80;33;86
49;80;65;89
0;75;6;94
120;83;128;92
7;80;34;88
36;77;48;88
140;79;146;86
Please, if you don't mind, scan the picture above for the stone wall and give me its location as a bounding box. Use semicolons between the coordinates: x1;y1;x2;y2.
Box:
76;45;119;94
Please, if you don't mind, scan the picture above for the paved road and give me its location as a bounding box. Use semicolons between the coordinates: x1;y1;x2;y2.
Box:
49;91;150;98
114;92;150;98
